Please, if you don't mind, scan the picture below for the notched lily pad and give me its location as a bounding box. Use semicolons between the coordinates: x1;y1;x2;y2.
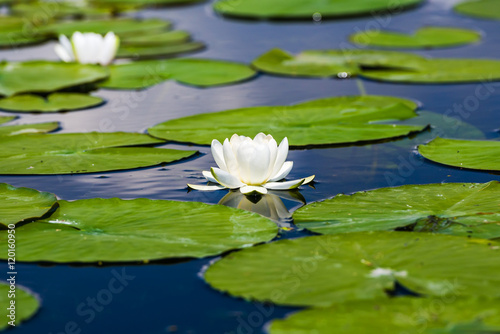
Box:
294;181;500;239
148;95;426;147
419;137;500;171
269;298;500;334
0;132;197;174
0;61;109;97
0;93;104;113
350;26;481;49
99;58;256;89
205;231;500;307
0;283;39;330
0;183;57;226
0;198;278;262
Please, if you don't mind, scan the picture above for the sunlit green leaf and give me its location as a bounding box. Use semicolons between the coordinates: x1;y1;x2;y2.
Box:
0;93;104;113
454;0;500;20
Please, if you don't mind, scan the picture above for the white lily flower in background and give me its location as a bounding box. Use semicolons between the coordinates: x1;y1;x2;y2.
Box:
188;133;315;195
54;31;120;66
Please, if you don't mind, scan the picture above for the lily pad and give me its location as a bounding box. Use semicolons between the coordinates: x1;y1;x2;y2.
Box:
0;183;57;226
90;0;203;6
419;137;500;171
454;0;500;20
252;48;425;78
213;0;423;20
0;283;39;330
0;61;109;97
0;198;278;262
11;2;113;19
360;58;500;84
204;231;500;307
117;41;205;59
349;27;481;49
0;116;16;125
0;132;197;174
99;58;256;89
121;30;191;46
0;93;104;113
39;18;171;37
0;121;59;136
294;182;500;239
269;298;500;334
148;95;426;146
0;16;49;47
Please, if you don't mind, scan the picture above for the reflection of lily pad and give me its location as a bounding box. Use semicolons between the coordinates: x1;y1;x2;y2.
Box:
0;132;196;174
99;59;256;89
350;27;481;49
0;283;39;330
0;183;57;226
117;41;204;59
455;0;500;20
0;61;109;97
269;298;500;334
419;137;500;171
252;48;424;78
205;231;500;307
0;198;278;262
0;93;104;113
148;95;426;146
213;0;423;20
294;182;500;239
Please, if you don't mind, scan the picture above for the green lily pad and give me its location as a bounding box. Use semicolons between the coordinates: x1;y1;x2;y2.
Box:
204;231;500;307
0;93;104;113
0;16;49;47
0;132;197;174
454;0;500;20
350;27;481;49
419;137;500;171
213;0;423;20
0;61;109;97
0;283;39;330
294;182;500;239
99;58;256;89
0;121;59;137
0;116;16;125
117;41;205;59
360;58;500;84
12;2;113;19
148;95;426;146
0;198;278;262
252;48;425;78
121;30;191;46
39;18;171;37
0;183;57;226
90;0;203;7
269;298;500;334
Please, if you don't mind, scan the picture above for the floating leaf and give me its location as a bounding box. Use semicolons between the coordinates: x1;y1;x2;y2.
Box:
0;198;278;262
350;27;481;49
454;0;500;20
90;0;203;7
0;61;109;97
121;30;190;46
360;58;500;84
252;48;425;78
11;2;113;19
269;298;500;334
0;283;39;330
294;182;500;239
0;132;196;174
0;121;59;136
0;16;49;47
419;137;500;171
0;116;16;125
0;183;57;226
205;232;500;307
148;95;425;146
0;93;104;113
213;0;423;20
99;58;256;89
117;41;204;59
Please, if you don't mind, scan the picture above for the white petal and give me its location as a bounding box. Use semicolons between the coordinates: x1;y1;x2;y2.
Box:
303;175;315;184
211;167;244;189
265;137;278;180
187;184;225;191
240;186;268;194
268;161;293;182
54;44;74;62
202;170;217;183
270;137;289;179
99;32;118;66
264;178;305;190
222;138;240;176
211;139;227;171
236;138;270;185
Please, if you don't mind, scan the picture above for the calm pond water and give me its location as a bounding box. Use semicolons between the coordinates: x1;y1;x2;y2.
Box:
1;0;500;333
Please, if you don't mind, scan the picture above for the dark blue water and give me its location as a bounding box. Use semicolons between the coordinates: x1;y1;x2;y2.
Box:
2;0;500;333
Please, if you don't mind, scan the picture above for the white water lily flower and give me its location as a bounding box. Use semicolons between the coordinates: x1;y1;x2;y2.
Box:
188;133;315;194
54;31;120;66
